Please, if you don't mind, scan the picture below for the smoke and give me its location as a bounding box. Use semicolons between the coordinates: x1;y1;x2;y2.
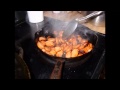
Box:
25;13;44;39
75;24;96;43
26;12;67;39
44;11;69;29
38;11;73;38
26;11;88;39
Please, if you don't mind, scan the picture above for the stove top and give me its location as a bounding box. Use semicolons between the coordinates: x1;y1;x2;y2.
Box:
15;17;105;79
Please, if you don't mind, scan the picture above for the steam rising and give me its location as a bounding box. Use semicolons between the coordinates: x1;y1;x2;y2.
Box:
26;11;95;41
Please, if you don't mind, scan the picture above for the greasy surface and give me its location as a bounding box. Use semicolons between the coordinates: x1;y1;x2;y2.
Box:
44;11;105;34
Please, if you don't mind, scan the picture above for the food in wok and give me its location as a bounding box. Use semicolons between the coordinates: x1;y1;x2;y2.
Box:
37;30;93;58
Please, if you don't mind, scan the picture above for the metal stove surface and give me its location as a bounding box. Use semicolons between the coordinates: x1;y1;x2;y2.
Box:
15;17;105;79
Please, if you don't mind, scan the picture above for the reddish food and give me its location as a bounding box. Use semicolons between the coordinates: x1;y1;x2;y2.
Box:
66;51;71;58
71;49;79;57
37;41;44;49
45;41;54;47
56;50;63;57
37;30;93;58
50;49;56;56
55;46;62;52
44;47;51;52
40;41;46;46
39;37;46;41
47;38;56;42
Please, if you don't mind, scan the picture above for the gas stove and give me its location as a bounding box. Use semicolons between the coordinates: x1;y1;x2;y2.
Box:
15;17;105;79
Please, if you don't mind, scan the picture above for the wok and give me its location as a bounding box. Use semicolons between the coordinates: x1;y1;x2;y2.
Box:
34;23;98;79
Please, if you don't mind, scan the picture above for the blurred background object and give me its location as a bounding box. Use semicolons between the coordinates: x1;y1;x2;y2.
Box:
53;11;61;13
27;11;44;23
81;11;105;27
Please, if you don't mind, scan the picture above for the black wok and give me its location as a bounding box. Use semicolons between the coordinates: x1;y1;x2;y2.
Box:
34;23;98;79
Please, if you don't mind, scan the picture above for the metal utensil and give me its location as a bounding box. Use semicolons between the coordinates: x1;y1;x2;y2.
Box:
81;11;105;27
90;12;105;27
62;11;104;39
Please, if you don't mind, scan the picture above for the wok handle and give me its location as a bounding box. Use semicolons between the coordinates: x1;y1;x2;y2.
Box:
50;59;64;79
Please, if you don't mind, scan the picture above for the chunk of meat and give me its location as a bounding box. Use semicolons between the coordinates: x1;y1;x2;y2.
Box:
50;47;55;51
55;47;61;52
50;49;56;56
83;43;93;53
79;44;86;50
72;38;77;46
71;49;78;57
45;41;54;47
44;47;51;52
48;38;56;42
73;44;80;49
42;48;46;52
66;51;71;58
45;51;50;55
37;41;44;49
39;37;46;41
78;53;83;56
65;45;73;52
60;43;67;51
58;38;65;43
56;50;63;57
64;46;69;52
79;50;85;54
55;38;59;45
40;41;46;46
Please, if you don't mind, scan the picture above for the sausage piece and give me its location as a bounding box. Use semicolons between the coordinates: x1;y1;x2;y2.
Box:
39;37;46;41
50;49;56;56
45;41;54;47
37;41;44;49
56;50;63;57
48;38;56;42
71;49;78;57
55;46;61;52
66;51;71;58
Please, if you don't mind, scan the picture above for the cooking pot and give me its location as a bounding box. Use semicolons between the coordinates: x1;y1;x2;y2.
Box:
81;11;105;27
34;22;98;79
